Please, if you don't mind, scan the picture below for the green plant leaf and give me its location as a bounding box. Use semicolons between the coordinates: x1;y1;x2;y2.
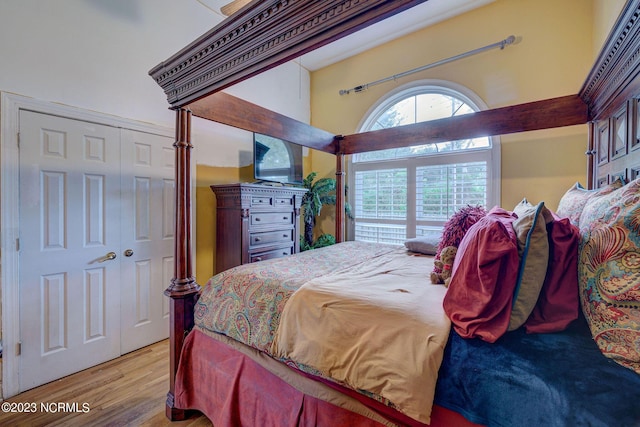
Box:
313;233;336;248
301;171;353;247
303;171;317;188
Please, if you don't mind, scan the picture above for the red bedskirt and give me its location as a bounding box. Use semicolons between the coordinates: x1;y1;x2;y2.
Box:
174;329;481;427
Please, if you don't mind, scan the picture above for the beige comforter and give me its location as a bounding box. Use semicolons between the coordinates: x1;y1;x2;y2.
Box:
271;248;450;424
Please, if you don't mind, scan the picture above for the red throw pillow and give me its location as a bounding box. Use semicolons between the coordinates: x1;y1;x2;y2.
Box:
443;207;520;343
524;212;580;333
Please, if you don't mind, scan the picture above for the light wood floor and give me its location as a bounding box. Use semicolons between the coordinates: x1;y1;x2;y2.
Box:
0;340;212;427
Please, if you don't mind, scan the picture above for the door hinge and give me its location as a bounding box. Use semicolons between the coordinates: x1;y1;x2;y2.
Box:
16;341;21;356
15;238;20;251
17;131;20;147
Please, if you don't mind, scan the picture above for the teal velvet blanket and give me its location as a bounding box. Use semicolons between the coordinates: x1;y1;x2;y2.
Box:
434;314;640;427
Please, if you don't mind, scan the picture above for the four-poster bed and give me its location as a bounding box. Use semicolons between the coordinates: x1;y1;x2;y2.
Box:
150;0;640;425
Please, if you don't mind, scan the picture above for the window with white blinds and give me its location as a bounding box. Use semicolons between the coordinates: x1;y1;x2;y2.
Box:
354;168;407;244
416;161;487;221
354;169;407;219
348;82;499;244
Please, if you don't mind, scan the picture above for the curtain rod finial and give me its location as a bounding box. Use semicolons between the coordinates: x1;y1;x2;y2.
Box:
501;35;517;49
340;84;366;95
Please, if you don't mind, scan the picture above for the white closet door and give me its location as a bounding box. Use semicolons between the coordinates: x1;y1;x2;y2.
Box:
18;110;122;391
119;129;173;353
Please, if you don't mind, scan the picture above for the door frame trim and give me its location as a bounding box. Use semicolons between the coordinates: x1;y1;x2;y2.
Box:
0;92;178;397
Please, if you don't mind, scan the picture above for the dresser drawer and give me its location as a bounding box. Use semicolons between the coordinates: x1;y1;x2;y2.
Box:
250;196;294;208
251;196;273;207
274;197;293;206
250;229;293;247
250;246;293;263
250;211;292;227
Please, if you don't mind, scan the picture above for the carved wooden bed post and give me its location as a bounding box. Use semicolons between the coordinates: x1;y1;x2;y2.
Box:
335;151;345;243
586;121;596;189
165;107;201;421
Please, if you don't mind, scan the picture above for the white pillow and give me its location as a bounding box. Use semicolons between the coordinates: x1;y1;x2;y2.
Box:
404;234;440;255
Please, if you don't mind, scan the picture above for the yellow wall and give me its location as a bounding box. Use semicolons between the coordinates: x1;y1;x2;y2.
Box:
195;164;253;284
593;0;626;55
309;0;599;235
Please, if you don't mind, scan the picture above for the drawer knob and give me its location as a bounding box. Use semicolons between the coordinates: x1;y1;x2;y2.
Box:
255;257;262;262
255;237;261;242
255;217;261;221
282;252;288;255
283;234;288;238
283;216;288;220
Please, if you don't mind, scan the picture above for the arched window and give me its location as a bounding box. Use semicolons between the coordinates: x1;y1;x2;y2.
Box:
348;81;500;244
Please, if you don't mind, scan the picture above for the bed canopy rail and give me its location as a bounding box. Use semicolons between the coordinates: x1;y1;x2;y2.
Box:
149;0;431;108
339;95;587;154
184;90;589;156
188;92;337;153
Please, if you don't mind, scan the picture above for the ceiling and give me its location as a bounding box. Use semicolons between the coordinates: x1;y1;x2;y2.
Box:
196;0;495;70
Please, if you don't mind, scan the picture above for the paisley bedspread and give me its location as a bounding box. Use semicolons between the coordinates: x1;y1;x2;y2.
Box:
195;241;451;425
194;241;398;353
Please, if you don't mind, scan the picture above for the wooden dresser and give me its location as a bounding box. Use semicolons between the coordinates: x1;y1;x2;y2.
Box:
210;183;308;273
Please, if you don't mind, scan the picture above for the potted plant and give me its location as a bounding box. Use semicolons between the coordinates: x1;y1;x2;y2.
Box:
300;172;353;251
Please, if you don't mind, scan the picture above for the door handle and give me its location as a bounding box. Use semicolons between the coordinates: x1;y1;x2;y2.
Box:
97;251;117;262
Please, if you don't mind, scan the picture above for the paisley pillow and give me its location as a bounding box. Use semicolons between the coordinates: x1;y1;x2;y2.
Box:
578;177;640;374
556;179;623;227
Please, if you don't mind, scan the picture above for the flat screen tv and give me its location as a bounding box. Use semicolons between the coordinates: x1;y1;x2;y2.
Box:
253;133;303;185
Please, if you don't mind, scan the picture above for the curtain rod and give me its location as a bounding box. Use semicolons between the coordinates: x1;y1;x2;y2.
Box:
339;35;517;95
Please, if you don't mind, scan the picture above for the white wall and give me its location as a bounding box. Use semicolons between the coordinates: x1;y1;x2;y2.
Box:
0;0;311;167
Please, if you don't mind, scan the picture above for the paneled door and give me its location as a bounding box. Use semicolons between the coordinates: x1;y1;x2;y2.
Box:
18;111;173;391
119;129;173;354
19;111;122;391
